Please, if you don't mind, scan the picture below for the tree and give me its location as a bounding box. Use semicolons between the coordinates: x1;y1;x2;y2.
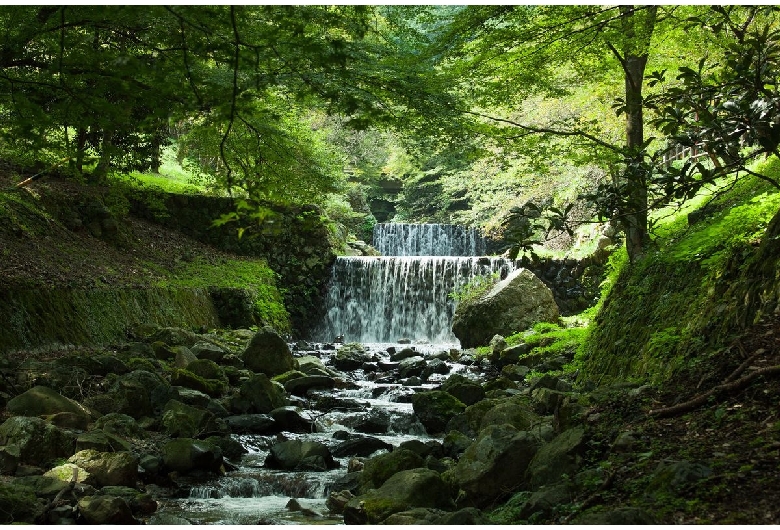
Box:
427;5;717;261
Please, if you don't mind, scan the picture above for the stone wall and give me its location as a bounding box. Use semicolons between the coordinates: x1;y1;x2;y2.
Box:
515;254;608;316
129;193;337;337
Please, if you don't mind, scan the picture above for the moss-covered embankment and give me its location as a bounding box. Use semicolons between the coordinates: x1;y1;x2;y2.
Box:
128;191;337;337
579;170;780;385
0;176;335;352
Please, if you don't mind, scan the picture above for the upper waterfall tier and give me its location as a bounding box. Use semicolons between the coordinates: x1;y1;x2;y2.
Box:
373;223;487;256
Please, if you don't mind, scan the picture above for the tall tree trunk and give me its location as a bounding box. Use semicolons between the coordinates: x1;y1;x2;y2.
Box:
618;5;657;262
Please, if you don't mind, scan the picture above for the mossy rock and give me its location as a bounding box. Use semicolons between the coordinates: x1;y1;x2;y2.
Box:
412;391;466;435
186;359;228;383
170;368;227;398
360;448;425;492
0;482;42;523
272;370;307;386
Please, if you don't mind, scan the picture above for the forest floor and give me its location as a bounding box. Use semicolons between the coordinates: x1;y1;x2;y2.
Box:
3;171;780;524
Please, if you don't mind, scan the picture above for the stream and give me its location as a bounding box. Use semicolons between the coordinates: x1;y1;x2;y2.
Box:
150;223;510;525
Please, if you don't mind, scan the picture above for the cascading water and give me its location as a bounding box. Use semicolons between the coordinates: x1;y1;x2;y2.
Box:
316;223;515;345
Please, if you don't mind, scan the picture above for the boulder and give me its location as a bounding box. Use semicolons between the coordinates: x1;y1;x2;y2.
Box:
241;326;297;376
7;385;95;422
161;400;228;439
452;268;559;348
173;346;198;369
441;374;485;406
446;423;541;507
67;449;139;488
77;495;138;524
161;438;223;474
270;407;314;433
230;373;288;414
525;426;586;490
397;356;427;379
479;397;543;432
344;468;455;524
332;343;373;371
93;413;146;440
360;448;425;491
0;483;43;524
264;439;336;471
0;416;75;467
146;327;201;348
412;391;466;435
224;414;276;434
170;368;227;398
283;375;336;396
332;435;393;458
190;341;228;363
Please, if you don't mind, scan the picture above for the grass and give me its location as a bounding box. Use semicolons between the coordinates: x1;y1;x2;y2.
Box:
109;145;214;195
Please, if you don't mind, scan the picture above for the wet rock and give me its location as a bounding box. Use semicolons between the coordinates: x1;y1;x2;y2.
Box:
332;435;393;458
265;439;337;471
270;407;314;433
502;364;530;382
344;468;455;524
242;325;297;376
332;343;373;371
399;439;442;459
421;358;450;380
446;423;541;507
170;368;227;398
77;495;138;524
98;486;157;516
349;408;392;434
326;489;353;514
360;448;425;491
203;435;248;461
441;374;485;406
412;390;466;435
224;414;276;434
0;416;75;467
397;356;427;378
389;347;419;362
442;430;473;459
283;375;335;395
479;396;542;432
161;438;223;474
7;385;96;422
452;268;560;348
229;373;288;414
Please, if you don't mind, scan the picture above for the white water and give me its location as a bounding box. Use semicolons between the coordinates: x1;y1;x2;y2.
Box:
315;223;515;344
372;222;487;256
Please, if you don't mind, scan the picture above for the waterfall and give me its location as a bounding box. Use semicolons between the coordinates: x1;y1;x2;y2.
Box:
372;223;487;256
315;223;515;344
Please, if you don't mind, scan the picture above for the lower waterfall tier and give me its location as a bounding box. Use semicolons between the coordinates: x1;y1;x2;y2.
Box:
314;256;516;344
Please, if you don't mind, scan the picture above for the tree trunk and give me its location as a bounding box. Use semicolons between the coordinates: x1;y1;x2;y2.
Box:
618;5;657;262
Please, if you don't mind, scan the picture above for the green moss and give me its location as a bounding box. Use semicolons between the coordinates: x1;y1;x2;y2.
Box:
0;483;41;523
579;159;780;385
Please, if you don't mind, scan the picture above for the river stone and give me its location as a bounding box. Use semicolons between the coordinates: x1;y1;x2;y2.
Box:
389;347;418;362
186;359;228;383
264;439;336;471
446;423;541;508
75;430;131;453
0;416;75;467
77;495;137;524
68;449;139;488
344;468;455;524
452;268;560;348
283;375;336;396
106;370;169;419
161;399;228;439
332;435;393;458
349;408;392;434
397;356;427;378
332;343;373;371
224;414;276;434
170;368;227;398
7;385;95;422
173;346;198;369
93;413;146;440
162;438;223;474
412;390;466;435
526;425;586;490
297;355;339;377
441;374;485;406
190;341;228;363
98;486;157;516
270;406;314;433
242;325;297;376
231;373;288;414
360;448;425;491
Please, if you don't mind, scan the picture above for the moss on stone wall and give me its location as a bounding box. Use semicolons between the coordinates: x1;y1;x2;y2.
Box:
0;287;220;352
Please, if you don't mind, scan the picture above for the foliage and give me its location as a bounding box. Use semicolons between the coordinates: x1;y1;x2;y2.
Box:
448;272;500;305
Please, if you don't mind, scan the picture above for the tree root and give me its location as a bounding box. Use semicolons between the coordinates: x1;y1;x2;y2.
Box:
648;364;780;418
